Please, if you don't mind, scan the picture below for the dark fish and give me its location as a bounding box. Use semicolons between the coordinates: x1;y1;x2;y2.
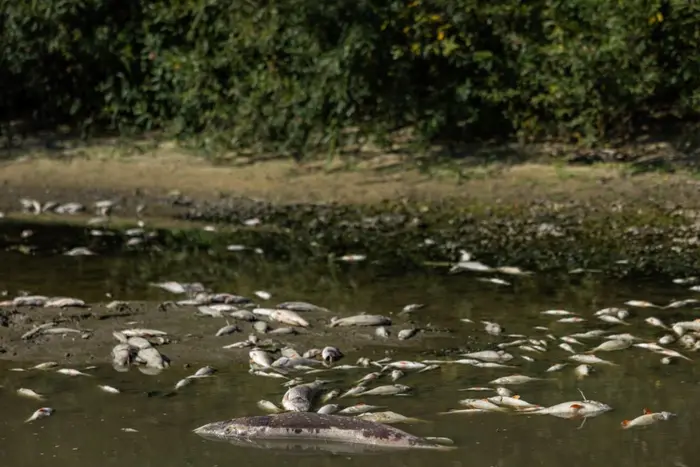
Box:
193;413;454;451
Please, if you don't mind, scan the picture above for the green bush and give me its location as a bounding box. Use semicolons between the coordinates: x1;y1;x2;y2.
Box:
1;0;700;155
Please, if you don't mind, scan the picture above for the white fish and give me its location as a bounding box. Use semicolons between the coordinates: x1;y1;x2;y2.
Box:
488;395;540;410
489;375;544;385
624;300;659;308
541;310;574;316
569;354;618;366
546;363;569;372
561;336;584;345
98;385;120;394
586;340;631;353
25;407;53;423
605;333;639;341
570;330;607;339
665;298;699;308
557;317;585;323
458;399;508;412
17;388;45;400
598;315;630;326
254;291;271;300
521;400;612;419
477;277;511;286
249;349;274;368
645;317;668;330
574;364;593;379
383;361;426;371
594;307;627;316
621;409;676;429
460;350;513;363
257;400;284;413
559;343;576;353
56;368;92;377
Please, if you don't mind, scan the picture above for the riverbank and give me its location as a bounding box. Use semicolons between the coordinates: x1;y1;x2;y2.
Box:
2;142;700;277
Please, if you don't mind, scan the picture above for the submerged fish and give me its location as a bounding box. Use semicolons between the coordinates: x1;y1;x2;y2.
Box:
193;412;454;451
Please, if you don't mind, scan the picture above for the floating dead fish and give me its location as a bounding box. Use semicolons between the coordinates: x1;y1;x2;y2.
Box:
197;306;224;318
400;304;425;314
64;247;96;256
98;385;120;394
586;340;632;353
317;404;341;415
338;403;386;415
13;295;48;307
621;409;676;429
624;300;659;308
557;317;585;323
546;363;569;372
120;328;168;338
478;277;511;286
56;368;92;377
329;315;391;327
398;328;419;340
489;375;544;385
258;400;285;413
321;346;343;363
520;400;612;419
482;321;503;336
568;354;618;366
44;297;87;308
574;364;593;379
25;407;54;423
31;362;58;370
21;323;56;340
17;388;45;400
541;310;575;316
277;302;329;313
383;361;426;371
645;317;668;330
216;323;240;337
598;315;630;326
193;412;453;451
461;350;513;363
358;384;411;396
270;309;309;328
375;327;390;338
355;411;425;424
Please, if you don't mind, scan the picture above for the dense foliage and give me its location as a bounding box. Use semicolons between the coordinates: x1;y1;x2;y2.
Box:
2;0;700;155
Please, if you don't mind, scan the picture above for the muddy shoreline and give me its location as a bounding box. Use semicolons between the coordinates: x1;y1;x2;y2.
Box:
0;301;464;366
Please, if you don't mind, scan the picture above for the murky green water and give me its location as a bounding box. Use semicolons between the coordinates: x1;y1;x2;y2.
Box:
1;221;699;467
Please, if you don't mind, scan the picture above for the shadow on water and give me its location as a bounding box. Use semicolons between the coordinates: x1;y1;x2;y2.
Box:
0;221;699;467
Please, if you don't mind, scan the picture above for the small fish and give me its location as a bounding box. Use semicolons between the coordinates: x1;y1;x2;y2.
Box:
478;277;511;286
400;304;425;314
482;321;503;336
557;317;585;323
356;411;425;424
175;378;193;390
598;315;630;326
458;398;508;412
645;317;668;330
569;354;618;366
574;364;593;379
25;407;53;423
461;350;513;363
215;323;240;337
398;328;419;340
321;346;343;363
621;409;676;429
338;403;386;415
257;400;284;413
624;300;659;308
488;395;541;410
489;375;543;385
559;343;576;353
570;330;607;339
254;291;271;300
329;314;391;327
383;360;426;371
390;370;405;381
375;326;390;338
358;384;411;396
546;363;569;373
98;385;120;394
317;404;341;414
586;340;631;353
249;349;273;368
339;385;367;398
541;310;575;316
56;368;91;377
17;388;45;400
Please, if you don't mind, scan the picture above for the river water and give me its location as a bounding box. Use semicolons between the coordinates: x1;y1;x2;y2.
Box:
0;221;698;467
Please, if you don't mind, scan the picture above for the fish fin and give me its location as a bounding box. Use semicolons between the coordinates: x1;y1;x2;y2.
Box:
570;404;584;410
512;395;521;400
643;408;653;415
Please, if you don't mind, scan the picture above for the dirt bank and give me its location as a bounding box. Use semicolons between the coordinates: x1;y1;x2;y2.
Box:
2;143;700;278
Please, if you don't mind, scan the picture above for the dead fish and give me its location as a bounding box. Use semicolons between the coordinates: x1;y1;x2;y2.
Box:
541;310;575;316
193;366;217;377
569;329;607;339
112;343;132;370
398;328;419;340
489;375;544;385
322;346;343;363
482;321;503;336
329;315;391;327
621;409;676;429
478;277;511;286
56;368;91;377
254;291;271;300
13;295;48;307
25;407;54;423
320;389;341;403
658;334;676;345
215;323;240;337
462;350;513;363
269;327;297;335
400;304;425;314
586;340;631;353
317;404;341;415
98;385;120;394
458;399;508;412
258;400;285;413
574;364;593;379
270;309;309;328
249;349;274;368
17;388;45;400
21;323;56;340
253;321;270;333
277;302;330;313
230;310;257;321
598;315;630;326
488;395;541;410
120;328;168;338
520;400;612;419
135;347;168;370
568;354;618;366
339;385;368;398
624;300;659;308
383;361;426;371
31;362;58;370
546;363;569;373
44;297;87;308
559;343;576;353
197;306;224;318
375;327;390;338
339;403;386;415
390;370;405;381
42;327;84;335
356;411;425;424
64;247;96;256
282;380;328;411
645;317;668;330
358;384;411;396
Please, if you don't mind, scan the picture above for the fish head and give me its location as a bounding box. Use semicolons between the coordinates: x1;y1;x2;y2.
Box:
193;420;254;440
